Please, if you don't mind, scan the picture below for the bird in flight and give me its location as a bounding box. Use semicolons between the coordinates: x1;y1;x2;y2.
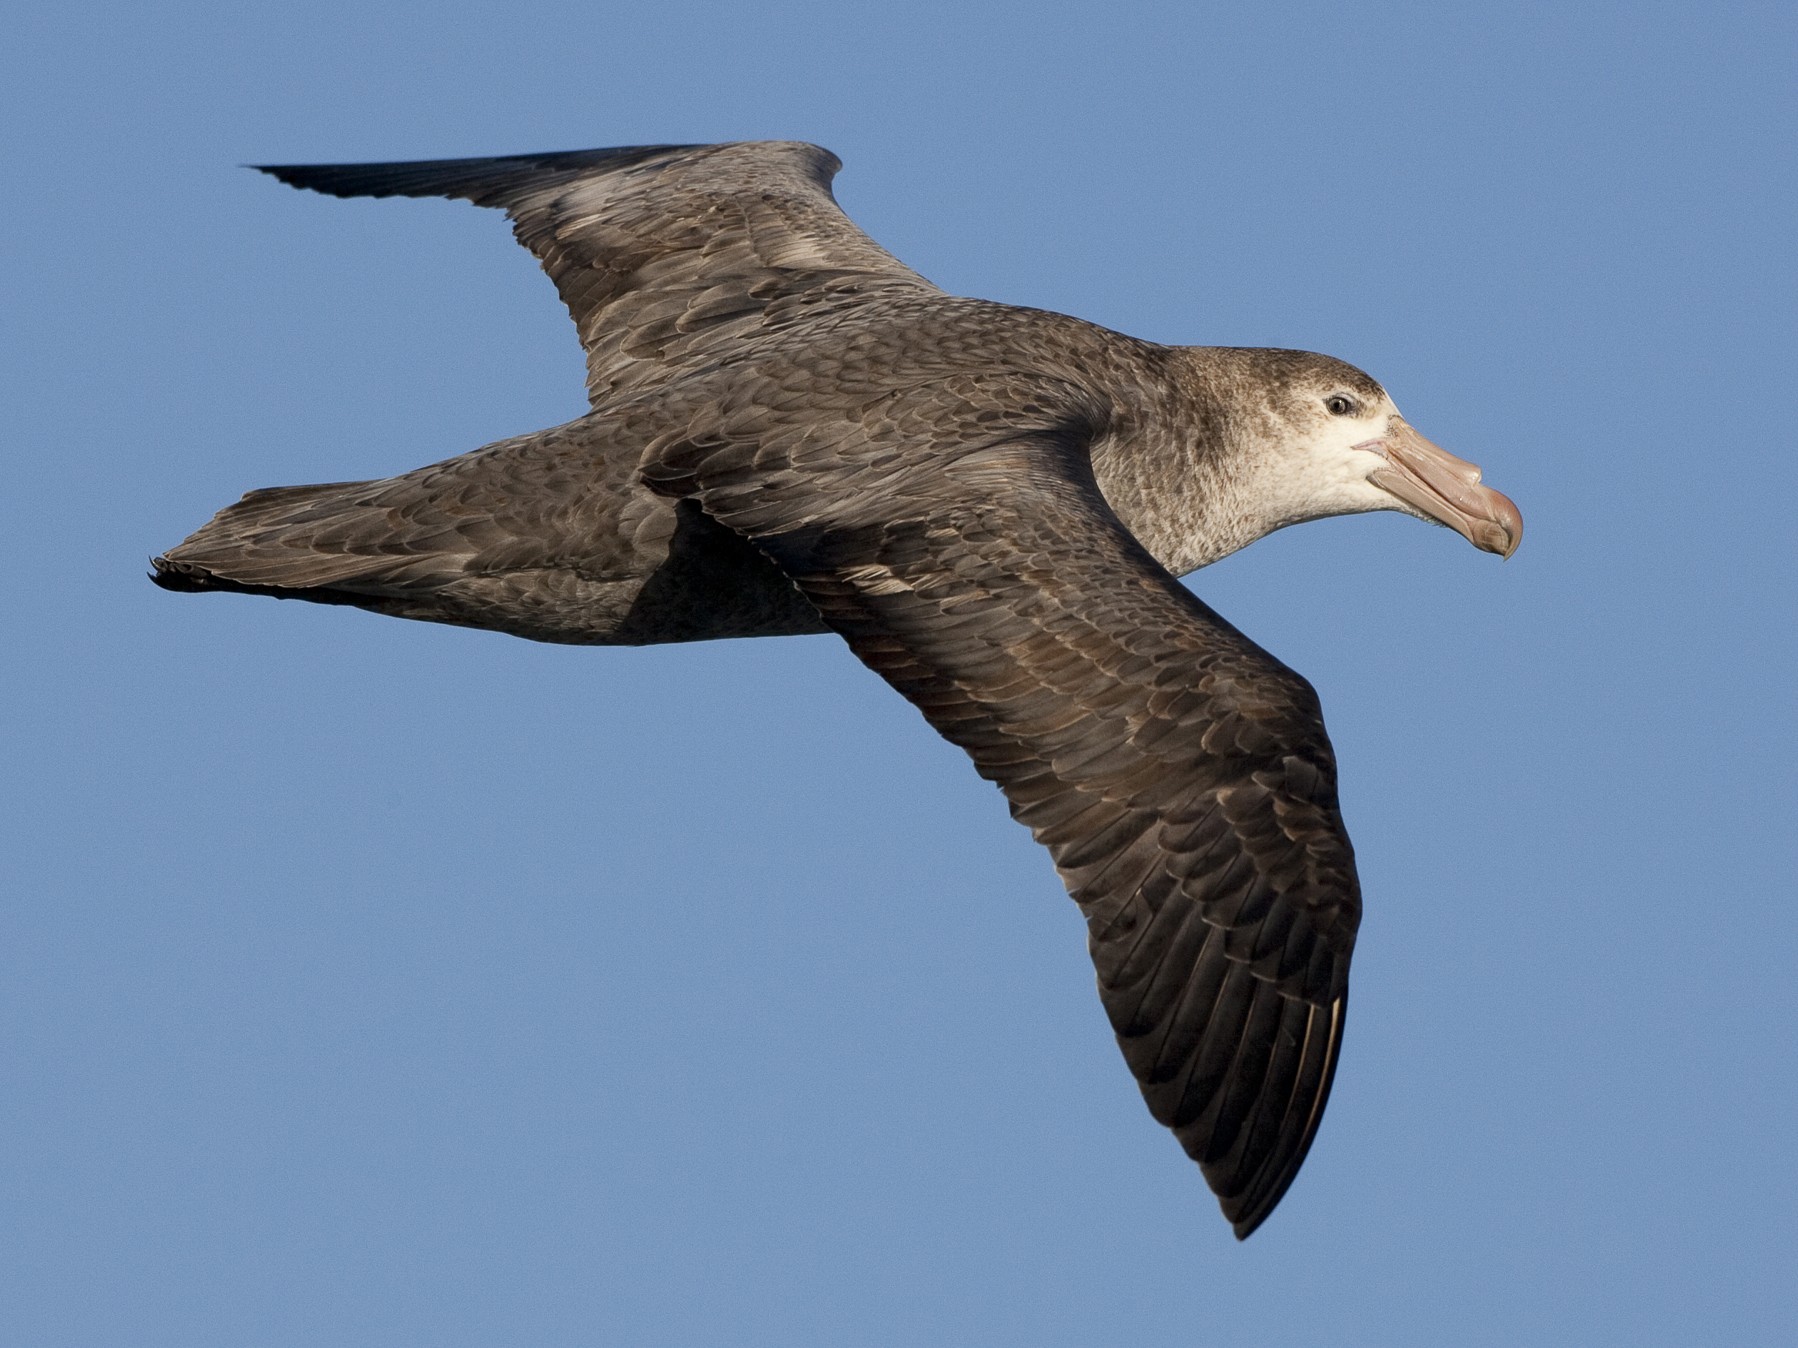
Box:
155;142;1521;1238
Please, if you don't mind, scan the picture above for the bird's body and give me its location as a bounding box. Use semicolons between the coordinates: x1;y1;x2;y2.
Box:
155;141;1520;1237
156;285;1382;646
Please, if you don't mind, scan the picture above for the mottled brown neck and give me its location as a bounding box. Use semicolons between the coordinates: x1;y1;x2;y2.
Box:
1088;346;1291;576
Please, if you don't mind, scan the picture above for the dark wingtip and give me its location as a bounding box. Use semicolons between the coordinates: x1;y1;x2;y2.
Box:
1222;990;1350;1241
1231;1214;1262;1241
244;145;706;203
1227;1181;1283;1240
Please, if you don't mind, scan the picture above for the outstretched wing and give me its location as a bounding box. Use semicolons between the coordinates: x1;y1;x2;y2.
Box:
257;141;938;404
648;386;1362;1237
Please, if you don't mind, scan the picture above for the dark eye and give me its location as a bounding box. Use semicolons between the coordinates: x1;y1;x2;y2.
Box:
1325;394;1358;416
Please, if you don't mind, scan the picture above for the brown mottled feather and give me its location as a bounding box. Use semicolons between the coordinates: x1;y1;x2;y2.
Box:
154;143;1381;1236
257;143;938;405
644;392;1359;1237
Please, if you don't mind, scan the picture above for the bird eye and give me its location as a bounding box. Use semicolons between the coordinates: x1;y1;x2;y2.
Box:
1325;394;1357;416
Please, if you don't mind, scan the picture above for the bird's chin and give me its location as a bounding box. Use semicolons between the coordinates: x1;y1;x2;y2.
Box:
1359;419;1522;558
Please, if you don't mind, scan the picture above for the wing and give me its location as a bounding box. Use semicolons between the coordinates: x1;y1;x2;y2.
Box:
256;141;939;405
648;387;1362;1237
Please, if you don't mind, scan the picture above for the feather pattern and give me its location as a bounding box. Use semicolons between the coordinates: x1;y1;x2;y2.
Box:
645;406;1359;1237
257;143;938;405
144;141;1513;1237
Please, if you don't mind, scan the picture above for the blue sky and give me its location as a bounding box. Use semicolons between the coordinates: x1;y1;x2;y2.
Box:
5;2;1795;1344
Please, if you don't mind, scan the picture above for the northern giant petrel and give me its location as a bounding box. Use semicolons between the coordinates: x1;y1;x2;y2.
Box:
154;141;1521;1238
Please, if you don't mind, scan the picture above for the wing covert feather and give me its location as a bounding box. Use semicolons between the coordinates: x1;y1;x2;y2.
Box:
653;404;1362;1237
257;142;938;404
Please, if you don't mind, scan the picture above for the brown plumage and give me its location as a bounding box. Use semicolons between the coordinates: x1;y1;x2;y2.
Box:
153;142;1521;1237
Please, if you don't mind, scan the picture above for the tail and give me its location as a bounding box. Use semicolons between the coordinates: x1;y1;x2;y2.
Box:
152;430;829;646
151;479;429;602
150;420;681;644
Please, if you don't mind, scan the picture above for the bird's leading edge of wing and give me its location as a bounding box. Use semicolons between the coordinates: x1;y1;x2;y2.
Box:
255;142;939;405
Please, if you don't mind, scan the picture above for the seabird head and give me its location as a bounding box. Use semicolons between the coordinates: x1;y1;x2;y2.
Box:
1238;350;1522;559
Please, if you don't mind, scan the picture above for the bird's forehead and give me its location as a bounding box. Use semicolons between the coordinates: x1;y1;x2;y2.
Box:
1209;349;1388;412
1275;352;1386;400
